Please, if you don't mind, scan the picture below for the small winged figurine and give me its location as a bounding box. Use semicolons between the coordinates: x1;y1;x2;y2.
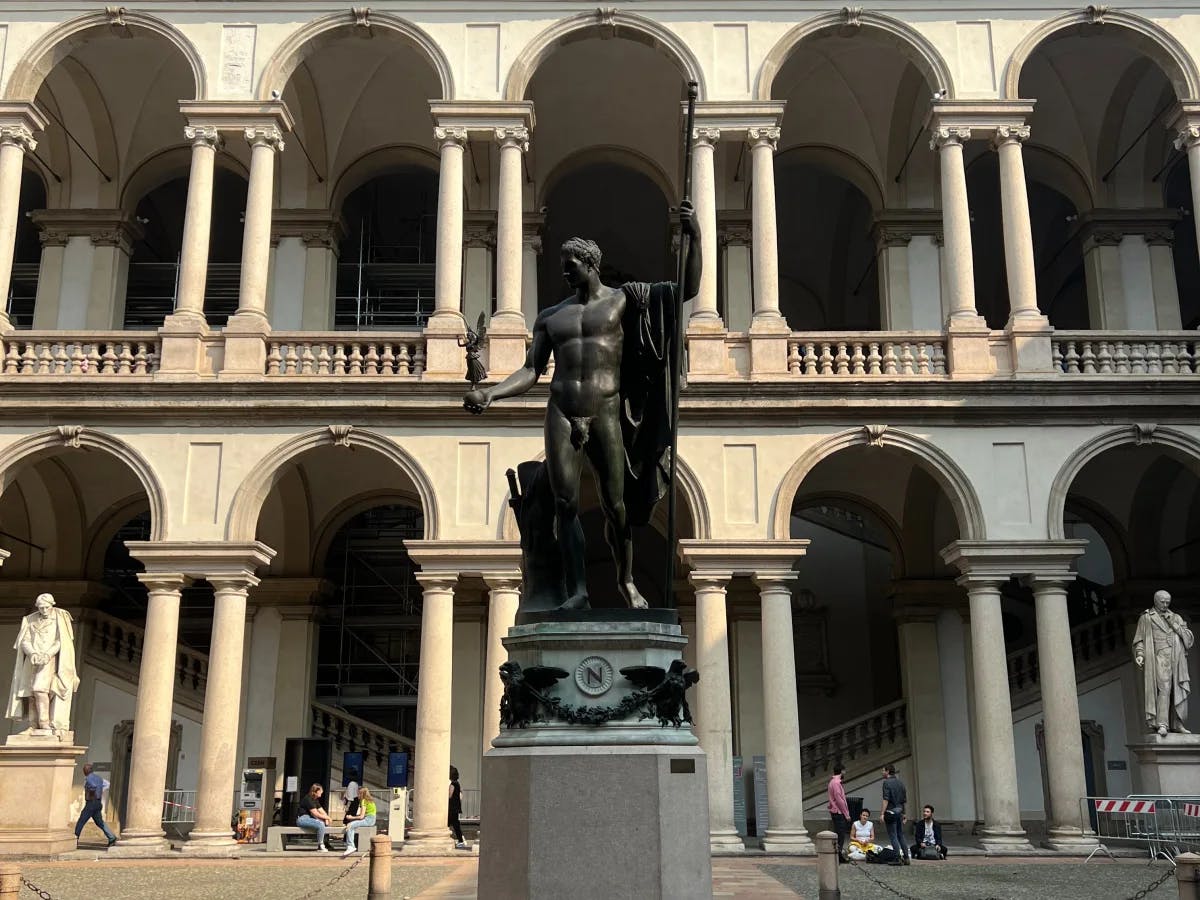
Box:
619;659;700;727
498;660;569;728
459;311;488;389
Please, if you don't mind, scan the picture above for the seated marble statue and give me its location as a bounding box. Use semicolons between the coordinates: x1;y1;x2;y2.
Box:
6;593;79;738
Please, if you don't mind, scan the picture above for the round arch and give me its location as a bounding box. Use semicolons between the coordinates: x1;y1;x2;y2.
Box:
310;489;425;573
775;144;887;213
770;428;986;541
1046;425;1200;540
537;145;676;209
1002;10;1200;101
330;144;441;213
757;11;955;101
0;428;167;540
258;12;453;101
120;145;249;211
5;11;205;102
505;9;706;102
500;452;711;542
83;496;152;578
790;489;908;575
227;428;439;542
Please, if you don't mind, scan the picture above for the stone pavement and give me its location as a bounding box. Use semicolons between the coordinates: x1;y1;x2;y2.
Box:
12;853;1181;900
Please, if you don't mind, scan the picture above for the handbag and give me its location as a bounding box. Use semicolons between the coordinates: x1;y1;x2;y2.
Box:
918;844;941;861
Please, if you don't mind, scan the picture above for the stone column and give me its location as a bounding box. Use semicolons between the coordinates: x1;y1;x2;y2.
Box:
960;577;1032;850
409;573;457;845
423;127;469;378
691;127;721;326
175;126;221;321
521;216;543;325
1175;124;1200;272
0;123;37;332
719;216;753;332
183;576;258;852
118;575;186;849
932;127;977;321
221;127;283;376
755;572;814;854
481;573;521;751
493;128;527;328
747;127;789;375
692;572;743;852
1030;576;1096;852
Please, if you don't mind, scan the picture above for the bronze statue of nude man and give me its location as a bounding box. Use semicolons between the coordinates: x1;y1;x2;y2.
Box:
465;202;701;611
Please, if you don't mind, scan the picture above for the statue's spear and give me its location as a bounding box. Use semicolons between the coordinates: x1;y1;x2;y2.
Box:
664;81;699;611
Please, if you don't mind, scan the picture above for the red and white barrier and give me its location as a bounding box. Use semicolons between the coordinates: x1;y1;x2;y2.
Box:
1094;799;1156;814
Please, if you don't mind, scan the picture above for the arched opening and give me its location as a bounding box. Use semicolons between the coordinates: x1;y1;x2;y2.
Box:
123;169;248;328
768;28;939;332
1017;26;1187;329
538;163;671;311
967;153;1088;328
8;170;46;328
335;169;439;330
776;158;879;329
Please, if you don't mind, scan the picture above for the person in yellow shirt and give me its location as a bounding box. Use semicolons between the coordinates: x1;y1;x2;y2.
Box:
343;787;377;856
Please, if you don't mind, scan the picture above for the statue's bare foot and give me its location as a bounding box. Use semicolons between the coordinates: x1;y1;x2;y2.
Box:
558;593;589;611
621;583;649;609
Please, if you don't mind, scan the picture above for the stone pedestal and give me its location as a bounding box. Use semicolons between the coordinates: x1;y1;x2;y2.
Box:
478;616;713;899
0;738;86;856
1129;734;1200;794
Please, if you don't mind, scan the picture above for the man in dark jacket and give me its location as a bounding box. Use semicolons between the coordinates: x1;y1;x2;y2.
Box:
880;764;909;865
911;805;948;859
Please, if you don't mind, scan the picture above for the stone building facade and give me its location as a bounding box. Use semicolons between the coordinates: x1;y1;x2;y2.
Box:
0;0;1196;854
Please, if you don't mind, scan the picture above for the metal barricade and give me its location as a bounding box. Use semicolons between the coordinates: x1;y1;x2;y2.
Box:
1083;796;1200;863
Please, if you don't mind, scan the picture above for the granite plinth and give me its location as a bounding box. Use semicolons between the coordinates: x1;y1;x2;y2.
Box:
1129;734;1200;794
479;744;712;900
0;742;86;856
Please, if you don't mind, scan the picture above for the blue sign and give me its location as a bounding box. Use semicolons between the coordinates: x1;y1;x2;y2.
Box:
387;752;409;788
342;752;364;786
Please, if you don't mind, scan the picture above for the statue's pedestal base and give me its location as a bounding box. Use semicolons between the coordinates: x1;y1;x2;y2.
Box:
0;741;85;856
479;617;712;899
1129;734;1200;794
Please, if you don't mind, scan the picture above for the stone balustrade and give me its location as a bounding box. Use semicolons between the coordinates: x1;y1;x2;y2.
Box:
1;333;160;375
800;699;909;783
266;334;427;376
1052;332;1200;375
311;701;414;785
1007;611;1127;706
787;333;949;377
83;610;208;710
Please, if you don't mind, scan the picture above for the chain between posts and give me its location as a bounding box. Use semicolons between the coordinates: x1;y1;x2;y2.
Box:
844;857;1176;900
291;852;367;900
20;877;55;900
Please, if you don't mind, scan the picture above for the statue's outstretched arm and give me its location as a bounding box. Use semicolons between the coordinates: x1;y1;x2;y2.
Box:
465;314;550;413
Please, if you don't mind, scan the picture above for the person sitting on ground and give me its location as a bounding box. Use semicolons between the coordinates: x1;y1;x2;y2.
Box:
910;804;948;859
343;787;377;856
297;783;333;851
847;808;881;861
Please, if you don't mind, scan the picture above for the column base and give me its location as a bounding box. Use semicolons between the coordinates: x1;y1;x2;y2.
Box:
219;311;270;377
422;312;467;380
1043;829;1100;854
484;316;528;379
710;828;747;854
945;314;995;376
748;313;790;377
157;312;210;377
178;829;239;856
402;828;478;856
107;833;173;857
686;319;730;377
761;828;816;856
1005;312;1053;374
977;827;1036;854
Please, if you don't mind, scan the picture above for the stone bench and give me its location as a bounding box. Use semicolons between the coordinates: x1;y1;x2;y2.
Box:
265;824;377;852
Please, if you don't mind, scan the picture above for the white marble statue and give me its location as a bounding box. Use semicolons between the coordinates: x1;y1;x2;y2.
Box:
5;594;79;738
1132;590;1194;737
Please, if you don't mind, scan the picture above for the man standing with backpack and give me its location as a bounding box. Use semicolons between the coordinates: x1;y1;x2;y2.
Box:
880;764;909;866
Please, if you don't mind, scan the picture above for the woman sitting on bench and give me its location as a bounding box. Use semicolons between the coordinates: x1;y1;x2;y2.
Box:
297;784;333;851
343;788;377;856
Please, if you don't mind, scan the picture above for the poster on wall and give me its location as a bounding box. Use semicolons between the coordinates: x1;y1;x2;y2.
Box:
732;756;747;837
342;752;364;786
752;755;768;835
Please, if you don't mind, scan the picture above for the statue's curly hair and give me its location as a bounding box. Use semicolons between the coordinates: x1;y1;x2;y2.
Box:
560;237;602;270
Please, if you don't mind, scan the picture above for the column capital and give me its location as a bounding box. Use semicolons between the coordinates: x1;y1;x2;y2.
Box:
178;99;294;136
991;124;1031;149
136;573;188;593
414;571;459;592
871;209;943;250
27;209;144;255
481;571;522;592
0;101;47;149
753;571;797;591
0;124;36;153
925;99;1034;148
270;209;346;250
464;210;497;249
184;125;222;150
434;126;469;147
688;570;732;591
494;126;529;151
210;574;260;594
1169;102;1200;150
929;125;972;151
244;125;284;152
746;126;780;150
692;126;721;147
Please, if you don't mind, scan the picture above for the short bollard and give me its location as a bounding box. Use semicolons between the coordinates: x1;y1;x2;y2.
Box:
815;830;840;900
1177;852;1200;900
0;863;19;898
368;834;392;899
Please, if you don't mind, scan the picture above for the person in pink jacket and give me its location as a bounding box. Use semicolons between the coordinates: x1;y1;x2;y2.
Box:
827;764;851;860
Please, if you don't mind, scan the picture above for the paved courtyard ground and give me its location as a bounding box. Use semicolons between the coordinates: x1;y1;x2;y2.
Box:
14;854;1180;900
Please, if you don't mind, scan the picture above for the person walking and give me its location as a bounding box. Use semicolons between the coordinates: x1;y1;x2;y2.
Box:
448;765;469;850
75;762;117;848
826;764;851;861
343;787;377;856
880;764;909;865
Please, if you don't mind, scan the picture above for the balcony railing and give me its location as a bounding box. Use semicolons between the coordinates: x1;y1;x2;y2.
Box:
1052;332;1200;374
787;332;948;376
1;332;160;375
266;333;426;376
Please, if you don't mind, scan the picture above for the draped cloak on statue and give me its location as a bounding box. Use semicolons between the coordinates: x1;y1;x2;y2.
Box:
7;607;79;731
1133;608;1193;728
